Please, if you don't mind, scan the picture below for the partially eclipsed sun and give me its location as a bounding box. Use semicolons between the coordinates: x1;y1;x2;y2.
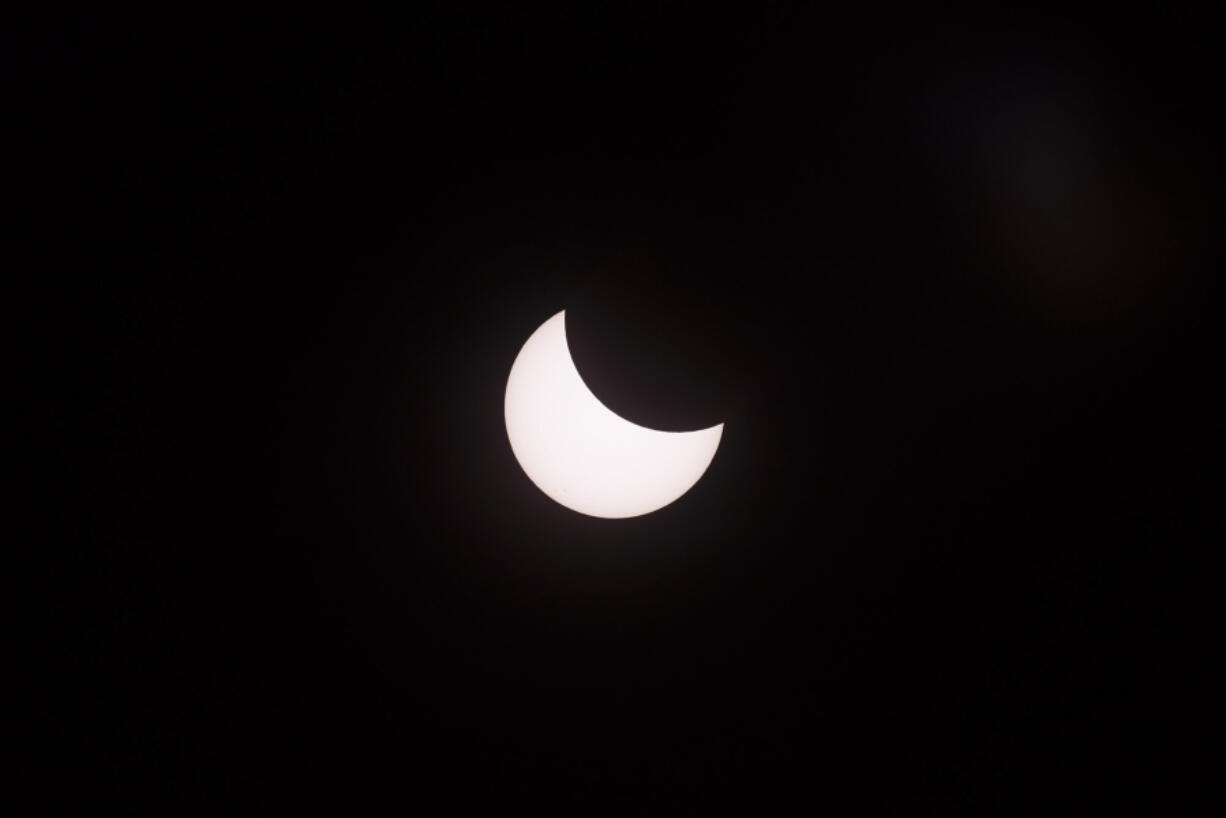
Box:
504;310;723;519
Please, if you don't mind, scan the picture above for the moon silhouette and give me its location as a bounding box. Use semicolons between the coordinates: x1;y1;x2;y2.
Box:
504;310;724;519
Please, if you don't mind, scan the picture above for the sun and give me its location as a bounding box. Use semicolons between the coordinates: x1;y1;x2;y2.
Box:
504;310;723;518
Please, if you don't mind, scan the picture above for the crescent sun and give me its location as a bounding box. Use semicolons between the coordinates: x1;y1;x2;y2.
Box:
504;310;724;519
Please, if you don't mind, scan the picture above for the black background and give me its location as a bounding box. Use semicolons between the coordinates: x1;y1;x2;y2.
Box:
26;6;1218;813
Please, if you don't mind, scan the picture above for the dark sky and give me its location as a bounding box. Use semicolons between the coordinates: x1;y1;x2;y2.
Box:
31;7;1218;813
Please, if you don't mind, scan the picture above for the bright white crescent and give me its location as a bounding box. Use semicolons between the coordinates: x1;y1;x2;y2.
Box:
504;310;724;519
